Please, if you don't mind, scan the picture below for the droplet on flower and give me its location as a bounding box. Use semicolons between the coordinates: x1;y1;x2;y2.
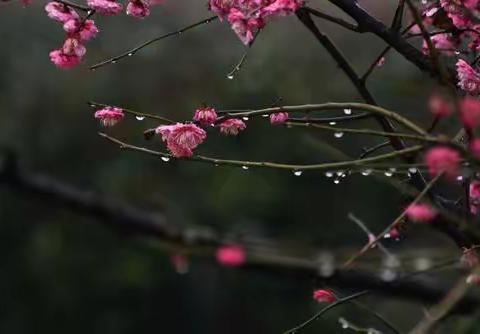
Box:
343;108;352;115
334;132;344;138
293;170;303;176
135;115;145;121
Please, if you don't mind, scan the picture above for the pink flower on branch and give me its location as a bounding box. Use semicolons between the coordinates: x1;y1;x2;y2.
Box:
405;203;437;223
218;118;247;135
424;146;461;179
457;59;480;94
49;37;86;69
216;245;246;267
63;19;99;41
87;0;123;15
313;289;337;303
45;1;79;22
156;123;207;158
94;106;125;127
461;97;480;130
126;0;150;18
470;181;480;215
429;94;452;118
270;112;289;125
193;106;218;126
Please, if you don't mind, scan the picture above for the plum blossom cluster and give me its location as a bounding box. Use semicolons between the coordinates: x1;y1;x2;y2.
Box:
209;0;304;45
45;1;98;68
45;0;159;69
418;1;480;57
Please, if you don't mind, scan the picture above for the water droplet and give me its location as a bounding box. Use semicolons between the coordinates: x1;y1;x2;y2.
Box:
361;169;372;176
336;170;344;176
111;60;117;64
384;171;393;177
455;51;461;55
262;114;269;118
334;132;344;138
242;116;249;121
293;170;303;176
343;108;352;115
457;175;463;182
325;171;334;178
227;74;234;80
329;121;337;126
127;52;134;57
242;165;249;170
161;156;170;162
135;116;145;121
408;167;417;174
333;178;340;184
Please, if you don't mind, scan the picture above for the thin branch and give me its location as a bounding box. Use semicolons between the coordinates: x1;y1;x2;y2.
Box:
89;16;219;70
283;291;370;334
360;141;391;159
305;6;362;32
99;132;424;172
226;29;261;79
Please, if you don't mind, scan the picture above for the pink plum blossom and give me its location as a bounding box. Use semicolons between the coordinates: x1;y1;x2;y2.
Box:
49;37;86;69
218;118;246;135
424;146;461;179
63;19;99;41
270;112;289;125
457;59;480;94
94;106;125;126
193;106;218;126
313;289;337;303
126;0;150;18
429;94;452;118
87;0;123;15
461;97;480;129
45;2;79;22
216;245;246;267
155;123;207;158
470;139;480;159
470;181;480;215
405;203;437;223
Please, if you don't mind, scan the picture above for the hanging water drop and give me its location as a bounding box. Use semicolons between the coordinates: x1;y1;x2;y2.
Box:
262;114;269;118
343;108;352;115
361;169;372;176
325;171;334;178
161;156;170;162
127;52;134;57
293;170;303;176
334;132;344;138
227;74;234;80
384;170;393;177
111;60;117;64
408;167;417;174
329;122;337;126
333;178;340;184
242;165;249;170
242;116;249;121
136;115;145;121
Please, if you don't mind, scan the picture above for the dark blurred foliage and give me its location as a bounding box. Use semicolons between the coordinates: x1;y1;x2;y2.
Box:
0;0;476;333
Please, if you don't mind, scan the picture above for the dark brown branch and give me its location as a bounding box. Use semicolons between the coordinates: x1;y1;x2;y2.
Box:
1;152;480;313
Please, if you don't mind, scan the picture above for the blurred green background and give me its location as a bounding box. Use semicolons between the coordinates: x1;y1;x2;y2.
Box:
0;0;473;333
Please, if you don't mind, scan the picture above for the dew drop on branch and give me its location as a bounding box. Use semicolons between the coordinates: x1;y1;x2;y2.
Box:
361;169;372;176
329;122;336;126
242;165;249;170
242;116;249;121
293;170;303;176
333;178;340;184
334;132;344;139
136;116;145;121
227;74;234;80
161;156;170;162
325;171;334;178
343;108;352;115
